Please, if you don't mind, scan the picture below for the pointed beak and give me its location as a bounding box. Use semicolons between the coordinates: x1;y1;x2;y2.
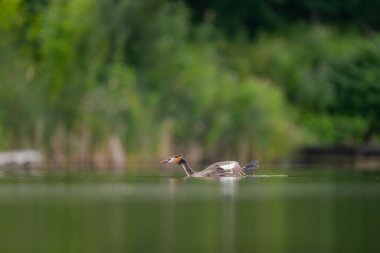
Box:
160;159;169;164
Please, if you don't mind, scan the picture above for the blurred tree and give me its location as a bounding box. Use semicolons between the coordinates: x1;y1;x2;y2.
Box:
184;0;380;36
1;0;379;166
327;47;380;142
241;26;380;144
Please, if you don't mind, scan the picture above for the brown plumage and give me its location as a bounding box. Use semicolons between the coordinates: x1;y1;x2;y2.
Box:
160;154;259;177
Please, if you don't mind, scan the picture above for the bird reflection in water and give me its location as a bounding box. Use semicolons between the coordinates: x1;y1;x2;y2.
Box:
220;177;238;253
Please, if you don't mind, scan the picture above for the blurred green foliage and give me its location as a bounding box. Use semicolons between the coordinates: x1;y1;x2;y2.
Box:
185;0;380;35
0;0;379;163
242;27;380;144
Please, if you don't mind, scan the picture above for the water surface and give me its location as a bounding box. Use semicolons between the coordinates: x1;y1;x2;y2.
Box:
0;169;379;253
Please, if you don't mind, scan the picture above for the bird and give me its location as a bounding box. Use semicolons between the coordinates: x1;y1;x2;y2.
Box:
160;154;259;177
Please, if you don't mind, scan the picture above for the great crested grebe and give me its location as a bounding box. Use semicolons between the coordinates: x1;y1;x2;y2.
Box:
160;154;259;177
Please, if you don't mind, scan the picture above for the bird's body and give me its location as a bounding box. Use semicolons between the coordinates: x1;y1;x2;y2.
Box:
160;154;259;177
191;161;244;177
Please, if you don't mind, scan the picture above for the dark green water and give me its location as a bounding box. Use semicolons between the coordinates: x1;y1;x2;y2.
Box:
0;169;379;253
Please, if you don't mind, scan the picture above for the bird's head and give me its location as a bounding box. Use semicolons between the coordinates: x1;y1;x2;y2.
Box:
160;154;184;165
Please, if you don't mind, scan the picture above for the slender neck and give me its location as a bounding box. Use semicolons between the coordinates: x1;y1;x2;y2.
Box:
179;159;195;176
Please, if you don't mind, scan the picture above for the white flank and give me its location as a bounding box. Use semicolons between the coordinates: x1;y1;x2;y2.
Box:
220;161;238;170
